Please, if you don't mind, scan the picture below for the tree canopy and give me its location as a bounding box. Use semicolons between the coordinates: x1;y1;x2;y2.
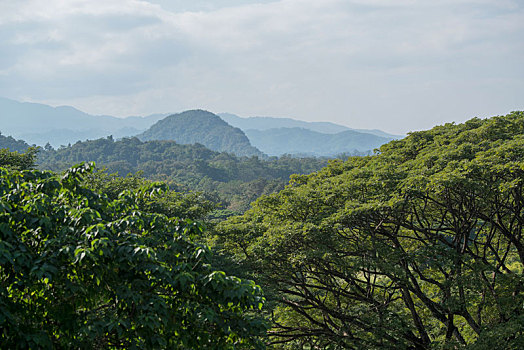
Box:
0;163;267;349
36;136;327;213
0;132;31;153
217;111;524;349
0;147;38;171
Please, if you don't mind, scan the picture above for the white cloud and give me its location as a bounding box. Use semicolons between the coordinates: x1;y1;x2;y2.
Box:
0;0;523;133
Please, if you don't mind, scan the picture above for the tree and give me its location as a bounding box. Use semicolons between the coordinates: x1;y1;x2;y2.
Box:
44;142;54;152
81;169;217;221
0;163;267;349
0;133;31;153
0;146;38;170
216;112;524;349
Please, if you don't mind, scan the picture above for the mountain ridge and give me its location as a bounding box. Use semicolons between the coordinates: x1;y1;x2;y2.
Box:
0;97;167;146
244;127;393;156
0;97;400;156
219;112;402;138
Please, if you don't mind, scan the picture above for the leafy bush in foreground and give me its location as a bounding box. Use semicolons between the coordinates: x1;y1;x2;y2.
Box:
0;163;267;349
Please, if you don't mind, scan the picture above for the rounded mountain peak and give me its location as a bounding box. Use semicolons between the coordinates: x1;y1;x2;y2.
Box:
138;110;263;157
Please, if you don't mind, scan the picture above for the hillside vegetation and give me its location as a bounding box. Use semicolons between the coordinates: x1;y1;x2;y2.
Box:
217;111;524;348
139;110;263;157
37;136;327;213
0;132;31;153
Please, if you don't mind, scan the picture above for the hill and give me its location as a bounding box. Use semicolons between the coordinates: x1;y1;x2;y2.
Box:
219;112;401;138
138;110;263;157
0;133;31;152
0;97;166;146
244;127;393;156
0;96;399;155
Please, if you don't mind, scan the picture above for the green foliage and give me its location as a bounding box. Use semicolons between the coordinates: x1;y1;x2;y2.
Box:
81;169;217;221
217;112;524;349
37;137;327;213
0;163;267;349
0;132;31;153
139;110;263;157
0;147;38;170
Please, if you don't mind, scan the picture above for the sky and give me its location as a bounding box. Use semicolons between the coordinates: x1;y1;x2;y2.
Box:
0;0;523;134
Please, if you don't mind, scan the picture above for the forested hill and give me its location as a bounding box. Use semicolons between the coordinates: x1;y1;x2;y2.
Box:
138;110;263;157
216;111;524;348
37;136;327;212
0;132;31;152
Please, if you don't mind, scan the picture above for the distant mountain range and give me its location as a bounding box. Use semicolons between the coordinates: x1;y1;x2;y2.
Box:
0;97;401;157
0;97;167;146
219;113;400;156
244;128;392;156
138;110;262;157
219;113;401;139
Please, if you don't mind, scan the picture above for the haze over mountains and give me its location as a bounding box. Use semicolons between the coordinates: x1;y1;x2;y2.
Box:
218;113;400;156
0;97;167;146
219;113;400;138
244;128;392;157
0;97;399;157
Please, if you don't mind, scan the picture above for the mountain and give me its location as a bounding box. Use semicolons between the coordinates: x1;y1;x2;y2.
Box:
219;113;350;134
218;112;401;138
0;97;166;146
138;110;263;157
0;96;399;155
244;127;393;156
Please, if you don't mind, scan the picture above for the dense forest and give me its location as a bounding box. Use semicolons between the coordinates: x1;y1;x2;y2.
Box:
35;136;328;214
0;132;32;153
1;111;524;348
0;152;267;348
216;111;524;348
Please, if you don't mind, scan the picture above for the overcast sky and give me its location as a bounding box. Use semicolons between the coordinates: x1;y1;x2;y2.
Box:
0;0;523;133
